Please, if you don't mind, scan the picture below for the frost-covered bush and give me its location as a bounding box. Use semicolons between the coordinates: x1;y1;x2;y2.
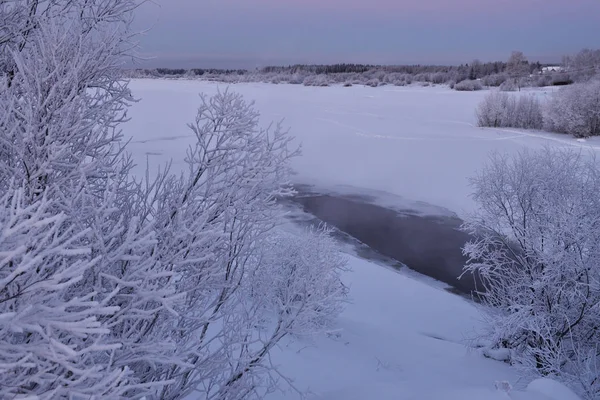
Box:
476;92;543;129
454;79;483;91
544;80;600;137
413;72;431;83
383;72;398;84
0;2;180;397
499;79;518;91
0;1;347;398
563;48;600;82
270;74;286;84
369;70;386;82
288;72;305;84
365;78;380;87
252;226;348;338
482;73;508;87
431;72;448;84
551;73;574;86
463;148;600;399
303;74;330;86
149;90;347;399
535;74;553;87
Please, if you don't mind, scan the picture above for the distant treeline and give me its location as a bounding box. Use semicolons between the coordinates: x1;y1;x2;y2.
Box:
124;49;599;91
154;68;247;76
259;61;517;77
132;61;517;80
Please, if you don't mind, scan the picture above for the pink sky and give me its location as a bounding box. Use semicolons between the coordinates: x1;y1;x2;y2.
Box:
133;0;600;67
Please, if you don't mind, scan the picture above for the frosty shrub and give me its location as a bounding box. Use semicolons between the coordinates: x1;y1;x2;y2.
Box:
535;74;553;87
454;79;483;91
476;92;543;129
550;73;574;86
0;1;347;399
563;48;600;83
463;148;600;399
482;73;508;87
303;74;330;86
149;90;347;399
499;79;518;92
0;1;181;397
270;74;284;84
288;72;306;84
251;226;348;339
505;51;530;91
544;80;600;137
431;72;448;84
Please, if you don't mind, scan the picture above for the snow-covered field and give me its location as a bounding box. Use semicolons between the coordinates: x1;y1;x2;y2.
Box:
124;80;589;399
125;80;600;216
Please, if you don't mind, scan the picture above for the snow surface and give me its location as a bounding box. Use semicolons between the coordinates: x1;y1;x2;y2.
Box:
527;379;582;400
265;252;573;400
124;80;583;399
125;79;600;217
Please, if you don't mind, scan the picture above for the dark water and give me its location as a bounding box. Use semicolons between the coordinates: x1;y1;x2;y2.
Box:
286;185;480;296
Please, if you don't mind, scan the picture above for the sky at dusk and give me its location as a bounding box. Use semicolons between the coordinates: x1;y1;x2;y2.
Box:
132;0;600;68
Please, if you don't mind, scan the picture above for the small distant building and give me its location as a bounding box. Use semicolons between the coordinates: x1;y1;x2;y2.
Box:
540;66;563;74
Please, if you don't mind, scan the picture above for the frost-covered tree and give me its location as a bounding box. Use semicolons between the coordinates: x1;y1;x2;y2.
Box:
462;148;600;399
544;79;600;138
563;49;600;82
506;51;530;91
468;59;482;80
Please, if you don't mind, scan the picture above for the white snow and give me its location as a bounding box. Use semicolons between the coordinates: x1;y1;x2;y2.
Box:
267;254;512;399
265;253;573;400
125;79;600;217
527;378;582;400
123;80;583;400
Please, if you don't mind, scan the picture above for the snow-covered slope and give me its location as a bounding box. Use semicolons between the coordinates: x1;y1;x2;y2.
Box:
124;80;583;399
266;252;577;400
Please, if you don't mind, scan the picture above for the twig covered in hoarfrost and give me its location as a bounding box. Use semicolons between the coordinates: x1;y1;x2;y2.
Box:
0;186;131;398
